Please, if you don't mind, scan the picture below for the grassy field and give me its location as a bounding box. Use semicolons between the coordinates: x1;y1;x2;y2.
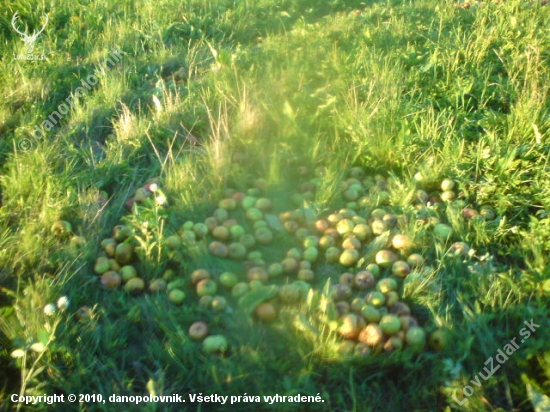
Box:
1;0;550;410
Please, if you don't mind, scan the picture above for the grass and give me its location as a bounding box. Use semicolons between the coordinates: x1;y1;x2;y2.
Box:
1;0;549;410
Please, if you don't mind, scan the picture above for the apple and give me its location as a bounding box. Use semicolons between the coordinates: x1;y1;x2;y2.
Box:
365;263;380;278
315;219;330;233
231;282;250;299
211;296;228;311
462;207;479;220
281;257;299;273
70;235;86;249
336;219;355;235
279;284;301;304
339;249;359;266
162;269;176;281
327;213;343;226
283;220;299;233
391;234;411;250
354;271;375;290
168;289;186;305
376;278;397;293
295;228;310;242
51;220;72;238
208;241;229;258
267;263;284;278
297;269;314;282
235;234;254;249
101;271;121;289
76;306;93;321
246;207;263;221
198;295;213;309
197;279;217;297
112;225;132;242
255;302;277;322
405;326;426;349
164;235;182;250
115;243;134;265
109;259;121;272
365;291;386;307
101;238;117;256
124;277;145;294
449;241;470;257
191;269;212;285
203;217;218;232
193;223;209;238
303;235;319;249
361;305;381;323
342;236;361;250
350;297;366;313
339;273;355;288
352;224;372;241
120;265;138;282
319;235;336;249
213;208;229;224
302;247;319;263
390;302;411;316
358;324;383;346
181;230;196;242
392;261;411;278
324;227;339;238
228;242;247;260
94;257;111;275
375;250;397;268
255;198;272;212
441;178;455;191
379;314;401;335
148;279;167;293
212;226;230;241
189;321;209;341
433;223;453;241
440;190;456;202
219;272;238;288
254;227;273;244
219;198;237;210
383;336;403;352
429;329;448;350
331;284;352;302
399;315;418;331
480;205;496;220
247;267;268;283
202;335;228;354
371;219;389;235
339;313;362;339
406;253;425;268
384;291;399;307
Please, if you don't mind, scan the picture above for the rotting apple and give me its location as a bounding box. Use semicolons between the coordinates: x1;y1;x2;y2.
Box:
189;321;209;341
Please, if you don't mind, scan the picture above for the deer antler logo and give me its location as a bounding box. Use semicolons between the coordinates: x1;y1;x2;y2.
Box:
11;12;49;55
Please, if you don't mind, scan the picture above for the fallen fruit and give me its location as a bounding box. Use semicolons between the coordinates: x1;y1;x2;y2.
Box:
189;321;209;341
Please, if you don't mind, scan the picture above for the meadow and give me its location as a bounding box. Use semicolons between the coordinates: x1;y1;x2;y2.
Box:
0;0;549;410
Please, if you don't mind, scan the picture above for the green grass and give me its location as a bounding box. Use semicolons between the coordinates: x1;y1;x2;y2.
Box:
1;0;550;410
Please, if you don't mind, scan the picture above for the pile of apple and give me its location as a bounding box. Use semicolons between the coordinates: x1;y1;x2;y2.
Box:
88;166;497;356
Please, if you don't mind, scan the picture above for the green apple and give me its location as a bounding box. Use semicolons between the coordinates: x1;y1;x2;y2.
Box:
392;261;411;278
112;225;132;242
406;253;425;268
211;296;228;311
246;207;263;221
168;289;186;305
94;257;111;275
354;271;375;290
148;279;167;293
219;272;239;288
336;219;355;235
115;243;134;265
379;314;401;335
254;227;273;244
365;263;381;278
219;198;237;210
376;278;398;293
297;269;314;282
440;178;455;191
255;302;277;322
339;249;359;267
51;220;72;238
120;265;138;282
375;250;397;268
247;267;268;283
433;223;453;241
279;284;301;304
100;271;121;289
429;329;448;350
363;302;382;320
352;224;372;241
196;279;217;297
208;241;229;258
405;326;426;348
202;335;228;354
228;242;247;260
193;223;209;238
365;291;386;307
302;246;319;263
231;282;250;299
267;263;284;278
229;224;246;239
212;226;230;241
124;277;145;294
165;235;182;250
319;235;336;249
